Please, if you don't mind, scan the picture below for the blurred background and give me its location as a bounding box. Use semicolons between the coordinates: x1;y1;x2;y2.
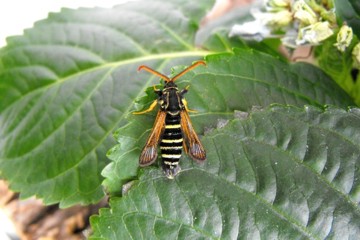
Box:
0;0;136;47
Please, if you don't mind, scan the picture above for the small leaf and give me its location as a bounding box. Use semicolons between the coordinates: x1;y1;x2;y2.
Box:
91;105;360;239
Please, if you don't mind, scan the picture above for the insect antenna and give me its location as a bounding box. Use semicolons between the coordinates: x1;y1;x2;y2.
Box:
171;61;206;82
138;65;171;82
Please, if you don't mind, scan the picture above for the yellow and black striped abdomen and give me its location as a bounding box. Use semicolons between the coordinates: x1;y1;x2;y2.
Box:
160;113;183;178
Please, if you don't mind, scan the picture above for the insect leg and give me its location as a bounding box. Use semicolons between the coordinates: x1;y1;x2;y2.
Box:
133;100;158;115
182;98;198;113
180;85;190;96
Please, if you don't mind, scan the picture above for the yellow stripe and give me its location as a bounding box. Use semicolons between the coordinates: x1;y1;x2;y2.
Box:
167;111;180;116
164;161;179;165
161;138;183;143
160;146;182;150
165;124;181;129
162;154;181;158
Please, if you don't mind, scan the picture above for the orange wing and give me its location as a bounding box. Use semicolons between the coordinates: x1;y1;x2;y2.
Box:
180;110;206;161
139;110;166;166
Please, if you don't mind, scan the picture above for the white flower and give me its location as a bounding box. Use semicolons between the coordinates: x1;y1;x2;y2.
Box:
352;43;360;68
334;25;353;52
251;8;293;29
296;21;333;45
229;8;289;41
229;19;272;41
230;0;340;48
266;10;293;27
293;0;318;25
265;0;291;12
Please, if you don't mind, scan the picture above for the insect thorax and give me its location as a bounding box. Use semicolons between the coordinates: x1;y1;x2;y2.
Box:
158;84;184;113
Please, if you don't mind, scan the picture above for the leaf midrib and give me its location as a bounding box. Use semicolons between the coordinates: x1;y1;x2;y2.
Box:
1;52;214;182
2;50;211;113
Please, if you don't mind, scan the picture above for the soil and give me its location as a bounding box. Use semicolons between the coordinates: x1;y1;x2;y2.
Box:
0;180;107;240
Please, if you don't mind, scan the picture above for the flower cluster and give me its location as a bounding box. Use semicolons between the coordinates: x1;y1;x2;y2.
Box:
230;0;359;67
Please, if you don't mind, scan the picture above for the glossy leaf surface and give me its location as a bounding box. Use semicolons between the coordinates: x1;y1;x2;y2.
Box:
0;0;215;207
91;105;360;239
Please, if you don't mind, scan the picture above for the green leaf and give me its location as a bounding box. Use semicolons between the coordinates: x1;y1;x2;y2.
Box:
91;105;360;239
315;34;360;104
0;0;355;209
0;0;216;207
102;48;354;195
334;0;360;38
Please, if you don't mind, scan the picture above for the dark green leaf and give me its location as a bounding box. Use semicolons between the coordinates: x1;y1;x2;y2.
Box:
91;105;360;239
102;48;354;195
315;34;359;104
334;0;360;37
0;0;216;207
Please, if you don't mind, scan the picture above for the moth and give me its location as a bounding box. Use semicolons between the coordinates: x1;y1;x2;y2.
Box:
134;61;206;179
